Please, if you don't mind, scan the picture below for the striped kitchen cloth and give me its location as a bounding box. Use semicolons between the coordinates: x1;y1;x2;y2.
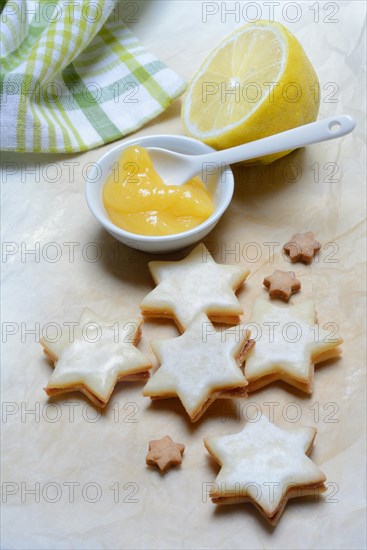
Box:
0;0;186;153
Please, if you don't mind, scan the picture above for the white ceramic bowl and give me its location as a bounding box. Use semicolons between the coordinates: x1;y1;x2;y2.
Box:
85;134;234;253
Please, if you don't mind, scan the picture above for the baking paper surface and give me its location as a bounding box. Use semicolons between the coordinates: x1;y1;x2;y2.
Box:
1;1;366;548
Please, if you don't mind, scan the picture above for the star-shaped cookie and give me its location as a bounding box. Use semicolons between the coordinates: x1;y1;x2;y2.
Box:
263;270;301;301
140;243;250;332
283;232;321;263
244;299;342;393
146;436;185;473
41;308;152;407
204;416;326;525
143;313;251;422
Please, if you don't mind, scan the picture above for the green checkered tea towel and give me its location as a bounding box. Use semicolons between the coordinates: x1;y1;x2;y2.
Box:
0;0;186;153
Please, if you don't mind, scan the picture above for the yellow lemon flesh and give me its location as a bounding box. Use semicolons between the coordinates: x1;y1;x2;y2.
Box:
182;21;320;164
102;146;214;236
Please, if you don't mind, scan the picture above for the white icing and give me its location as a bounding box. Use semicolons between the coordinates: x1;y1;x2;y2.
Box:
44;309;141;357
245;298;341;384
140;243;250;329
205;415;325;516
43;309;151;402
144;313;248;418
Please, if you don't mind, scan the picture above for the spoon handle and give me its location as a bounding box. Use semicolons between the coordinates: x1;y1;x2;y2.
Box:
197;115;356;166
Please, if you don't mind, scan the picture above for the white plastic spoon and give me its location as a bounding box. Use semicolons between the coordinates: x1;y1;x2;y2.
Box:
146;115;356;186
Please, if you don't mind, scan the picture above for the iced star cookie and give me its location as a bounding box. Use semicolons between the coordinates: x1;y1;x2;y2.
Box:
143;313;252;422
204;415;326;525
140;243;250;332
244;299;343;393
41;308;152;407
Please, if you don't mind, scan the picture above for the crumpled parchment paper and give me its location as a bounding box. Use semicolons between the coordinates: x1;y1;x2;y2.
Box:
1;1;366;548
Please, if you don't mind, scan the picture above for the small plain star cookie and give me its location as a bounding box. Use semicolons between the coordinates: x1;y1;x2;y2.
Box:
244;298;342;393
41;308;152;407
204;416;326;525
283;232;321;263
263;270;301;301
146;436;185;473
140;243;250;332
143;313;252;422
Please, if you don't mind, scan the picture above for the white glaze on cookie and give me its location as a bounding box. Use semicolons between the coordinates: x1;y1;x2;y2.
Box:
204;415;326;519
42;308;152;405
245;299;342;391
143;313;249;421
140;243;250;331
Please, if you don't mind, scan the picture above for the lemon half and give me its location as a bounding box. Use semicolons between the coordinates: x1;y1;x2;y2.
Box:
182;21;319;164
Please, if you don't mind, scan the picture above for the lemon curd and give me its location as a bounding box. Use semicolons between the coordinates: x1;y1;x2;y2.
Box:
102;146;214;236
